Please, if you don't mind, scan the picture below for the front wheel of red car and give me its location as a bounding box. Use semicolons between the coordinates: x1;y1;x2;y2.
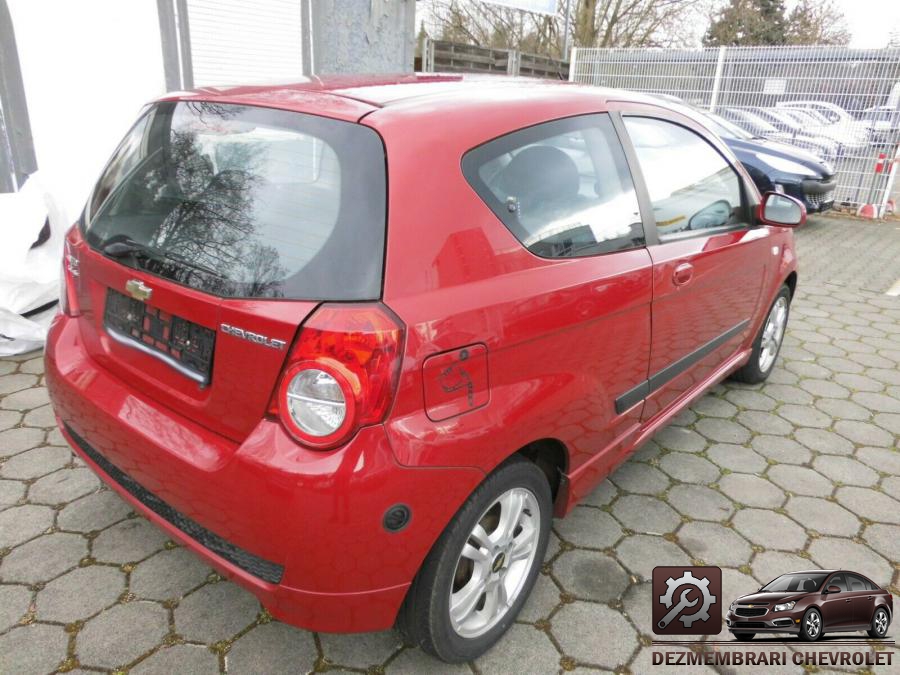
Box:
730;284;791;384
799;608;823;641
397;456;552;663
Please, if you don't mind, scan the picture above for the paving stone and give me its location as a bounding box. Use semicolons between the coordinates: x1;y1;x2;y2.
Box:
609;461;669;495
785;497;860;537
0;503;54;548
175;581;260;643
518;572;561;622
862;523;900;562
92;518;169;563
0;373;38;395
0;623;68;675
1;445;70;479
616;534;689;579
654;426;707;452
812;455;879;487
658;452;719;485
37;564;125;623
0;385;50;411
799;379;850;398
670;408;698;427
706;443;767;474
132;644;220;675
883;476;900;501
808;537;892;585
873;412;900;435
0;428;47;460
677;522;751;567
813;397;871;421
226;622;318;674
856;447;900;474
78;601;169;669
834;420;894;447
751;435;812;463
28;467;99;504
477;623;559;675
581;479;617;507
389;648;471;674
767;464;833;497
553;549;629;602
0;531;87;583
850;391;900;414
738;410;795;435
732;509;806;550
834;372;883;392
818;356;865;375
320;629;401;669
58;489;132;532
835;486;900;524
760;384;814;405
694;418;750;444
130;547;211;601
0;583;31;631
752;551;811;586
793;428;854;456
784;360;832;379
632;439;662;461
612;494;681;534
554;506;622;549
22;403;55;429
718;473;785;508
0;477;25;509
18;357;44;375
724;388;777;411
551;601;637;668
775;404;832;429
666;484;733;521
690;395;738;418
0;409;22;432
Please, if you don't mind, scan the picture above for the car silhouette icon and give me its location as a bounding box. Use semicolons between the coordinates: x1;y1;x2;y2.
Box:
727;570;893;641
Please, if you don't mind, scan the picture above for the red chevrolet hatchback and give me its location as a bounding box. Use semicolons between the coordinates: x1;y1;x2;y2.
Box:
46;75;803;662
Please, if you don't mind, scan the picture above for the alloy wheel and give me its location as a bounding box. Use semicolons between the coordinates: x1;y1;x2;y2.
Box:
874;609;888;636
806;611;821;638
448;487;541;639
759;295;788;372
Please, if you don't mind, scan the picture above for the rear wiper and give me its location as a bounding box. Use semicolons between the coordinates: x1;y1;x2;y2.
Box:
102;237;224;279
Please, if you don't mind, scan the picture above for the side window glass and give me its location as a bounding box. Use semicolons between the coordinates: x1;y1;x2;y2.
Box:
624;116;743;239
846;574;868;592
829;574;847;591
462;114;644;258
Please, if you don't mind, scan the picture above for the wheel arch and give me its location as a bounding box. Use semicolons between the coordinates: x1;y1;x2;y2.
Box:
784;270;798;298
514;438;569;506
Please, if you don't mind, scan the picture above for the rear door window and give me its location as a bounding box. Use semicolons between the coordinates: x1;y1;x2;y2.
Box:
85;101;386;300
462;114;644;258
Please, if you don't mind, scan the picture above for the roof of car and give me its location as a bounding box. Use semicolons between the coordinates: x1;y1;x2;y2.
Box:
161;73;653;122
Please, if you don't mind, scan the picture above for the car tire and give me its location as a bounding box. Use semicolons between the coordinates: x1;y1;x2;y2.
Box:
397;455;552;663
867;607;890;638
734;633;755;641
799;608;823;641
730;284;791;384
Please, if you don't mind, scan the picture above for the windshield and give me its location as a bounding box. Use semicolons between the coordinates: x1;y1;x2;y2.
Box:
84;101;386;300
703;113;753;140
760;573;829;593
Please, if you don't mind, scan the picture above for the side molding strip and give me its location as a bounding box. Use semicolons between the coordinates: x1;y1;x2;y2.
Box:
614;319;751;414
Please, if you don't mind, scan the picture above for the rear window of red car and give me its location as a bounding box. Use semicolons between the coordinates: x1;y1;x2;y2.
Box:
84;101;386;300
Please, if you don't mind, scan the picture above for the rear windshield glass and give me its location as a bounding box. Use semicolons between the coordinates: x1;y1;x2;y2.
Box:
84;101;386;300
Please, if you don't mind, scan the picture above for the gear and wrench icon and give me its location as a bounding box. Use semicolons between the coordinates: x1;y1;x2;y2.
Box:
659;570;717;628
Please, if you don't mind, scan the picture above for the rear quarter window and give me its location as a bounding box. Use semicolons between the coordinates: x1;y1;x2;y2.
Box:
85;101;386;300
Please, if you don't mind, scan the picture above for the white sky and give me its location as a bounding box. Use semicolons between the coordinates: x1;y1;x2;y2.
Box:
828;0;900;48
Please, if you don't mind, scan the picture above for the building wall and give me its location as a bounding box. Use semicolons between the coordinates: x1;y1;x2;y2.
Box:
8;0;166;222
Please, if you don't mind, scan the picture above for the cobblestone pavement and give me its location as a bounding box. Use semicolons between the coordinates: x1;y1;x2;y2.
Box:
1;215;898;674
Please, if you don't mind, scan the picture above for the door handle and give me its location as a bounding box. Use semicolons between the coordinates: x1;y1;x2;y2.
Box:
845;599;851;603
673;262;694;286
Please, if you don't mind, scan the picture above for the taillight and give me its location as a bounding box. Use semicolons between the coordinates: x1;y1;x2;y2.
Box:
59;229;81;317
273;304;404;449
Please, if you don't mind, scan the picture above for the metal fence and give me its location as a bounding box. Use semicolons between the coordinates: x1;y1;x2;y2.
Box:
421;38;568;80
570;45;900;210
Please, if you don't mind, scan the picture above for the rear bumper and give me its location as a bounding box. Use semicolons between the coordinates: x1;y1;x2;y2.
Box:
45;313;484;632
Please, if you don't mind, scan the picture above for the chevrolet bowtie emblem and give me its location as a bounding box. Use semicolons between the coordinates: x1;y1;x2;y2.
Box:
125;279;153;302
748;605;754;608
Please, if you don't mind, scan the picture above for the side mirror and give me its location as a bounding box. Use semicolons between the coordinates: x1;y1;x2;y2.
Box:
825;585;841;594
757;192;806;228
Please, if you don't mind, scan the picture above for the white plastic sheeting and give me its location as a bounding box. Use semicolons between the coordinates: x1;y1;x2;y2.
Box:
0;173;63;355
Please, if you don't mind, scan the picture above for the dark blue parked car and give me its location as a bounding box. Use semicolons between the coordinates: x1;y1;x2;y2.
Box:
702;112;836;213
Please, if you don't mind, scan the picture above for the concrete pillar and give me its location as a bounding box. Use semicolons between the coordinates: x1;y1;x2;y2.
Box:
303;0;416;76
